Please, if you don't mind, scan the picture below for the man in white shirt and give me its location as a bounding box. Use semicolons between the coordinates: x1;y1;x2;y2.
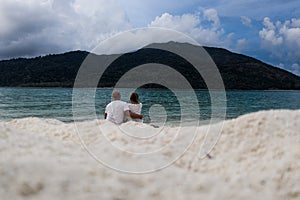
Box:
104;90;142;124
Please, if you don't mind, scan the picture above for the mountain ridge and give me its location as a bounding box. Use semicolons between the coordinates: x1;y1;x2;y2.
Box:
0;42;300;90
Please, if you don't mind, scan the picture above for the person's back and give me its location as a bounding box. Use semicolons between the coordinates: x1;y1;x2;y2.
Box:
104;90;130;124
128;92;143;122
105;100;129;124
128;103;142;115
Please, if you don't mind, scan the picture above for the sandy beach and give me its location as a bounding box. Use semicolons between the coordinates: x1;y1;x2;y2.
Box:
0;109;299;200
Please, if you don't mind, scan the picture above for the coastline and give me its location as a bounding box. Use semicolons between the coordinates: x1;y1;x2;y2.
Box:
1;86;300;91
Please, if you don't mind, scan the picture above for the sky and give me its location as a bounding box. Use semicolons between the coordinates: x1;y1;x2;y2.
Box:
0;0;300;75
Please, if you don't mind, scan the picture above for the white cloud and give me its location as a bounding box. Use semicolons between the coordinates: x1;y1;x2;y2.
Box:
259;17;283;46
259;17;300;62
148;9;230;47
94;9;232;55
241;16;252;27
118;0;201;26
279;21;300;49
290;18;300;27
0;0;131;59
149;13;200;33
262;17;275;30
236;39;248;50
276;63;300;76
291;63;300;75
203;9;220;30
0;1;232;59
259;29;283;46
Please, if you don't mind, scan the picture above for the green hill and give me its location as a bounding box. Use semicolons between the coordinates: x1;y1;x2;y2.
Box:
0;42;299;90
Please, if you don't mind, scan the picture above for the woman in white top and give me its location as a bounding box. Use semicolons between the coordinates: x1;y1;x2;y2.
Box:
128;92;143;122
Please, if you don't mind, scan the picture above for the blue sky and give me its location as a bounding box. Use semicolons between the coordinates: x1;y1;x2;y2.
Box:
0;0;299;75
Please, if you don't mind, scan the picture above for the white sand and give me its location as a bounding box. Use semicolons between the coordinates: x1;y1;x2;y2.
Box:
0;110;299;200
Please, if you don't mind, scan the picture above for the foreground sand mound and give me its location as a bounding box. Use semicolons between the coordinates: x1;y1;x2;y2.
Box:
0;110;299;200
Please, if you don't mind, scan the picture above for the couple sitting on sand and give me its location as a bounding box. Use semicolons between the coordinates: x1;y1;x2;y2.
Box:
104;90;143;124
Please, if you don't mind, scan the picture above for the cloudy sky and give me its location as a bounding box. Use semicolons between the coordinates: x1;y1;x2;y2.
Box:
0;0;299;75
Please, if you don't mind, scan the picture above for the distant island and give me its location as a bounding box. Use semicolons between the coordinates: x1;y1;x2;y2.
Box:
0;42;300;90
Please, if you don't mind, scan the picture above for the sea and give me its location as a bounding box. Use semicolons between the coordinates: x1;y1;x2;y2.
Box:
0;88;299;125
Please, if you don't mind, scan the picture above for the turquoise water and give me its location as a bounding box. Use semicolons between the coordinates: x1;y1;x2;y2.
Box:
0;88;299;124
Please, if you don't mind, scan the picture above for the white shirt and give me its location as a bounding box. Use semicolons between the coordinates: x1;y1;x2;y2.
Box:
105;100;129;124
128;103;142;122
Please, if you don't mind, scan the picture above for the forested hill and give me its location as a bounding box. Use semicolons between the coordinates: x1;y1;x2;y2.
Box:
0;42;300;90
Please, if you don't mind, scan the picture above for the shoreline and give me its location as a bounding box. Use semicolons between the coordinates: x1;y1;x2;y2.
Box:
1;86;300;91
0;108;299;125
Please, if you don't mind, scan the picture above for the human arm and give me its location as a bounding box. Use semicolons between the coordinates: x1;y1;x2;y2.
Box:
129;110;143;119
104;103;110;120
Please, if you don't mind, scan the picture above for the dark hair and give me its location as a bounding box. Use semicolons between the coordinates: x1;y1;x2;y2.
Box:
130;92;140;104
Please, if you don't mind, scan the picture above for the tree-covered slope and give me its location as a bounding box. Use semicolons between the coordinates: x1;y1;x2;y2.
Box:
0;43;299;90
